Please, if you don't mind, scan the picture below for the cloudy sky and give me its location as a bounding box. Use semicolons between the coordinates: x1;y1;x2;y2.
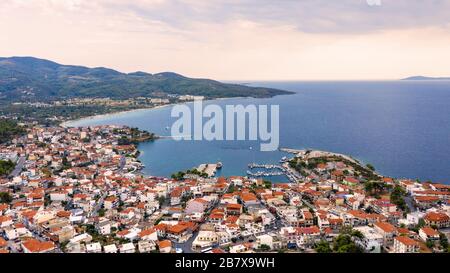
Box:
1;0;450;80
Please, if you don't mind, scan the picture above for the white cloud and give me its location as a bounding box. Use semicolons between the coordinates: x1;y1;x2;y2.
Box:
1;0;450;80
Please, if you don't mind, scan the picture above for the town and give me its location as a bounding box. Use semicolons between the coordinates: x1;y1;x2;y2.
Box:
0;124;449;254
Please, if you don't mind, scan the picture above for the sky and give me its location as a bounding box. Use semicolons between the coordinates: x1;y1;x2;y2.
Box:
1;0;450;80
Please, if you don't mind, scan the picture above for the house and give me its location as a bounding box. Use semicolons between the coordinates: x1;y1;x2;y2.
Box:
49;191;68;202
0;215;13;228
103;244;118;253
69;233;92;244
405;211;425;226
138;240;156;253
157;240;172;253
374;222;397;246
226;204;243;216
372;200;397;214
0;203;8;216
229;243;254;253
119;242;136;253
294;226;321;247
393;236;419;253
192;230;219;250
353;226;383;253
280;226;320;248
342;177;359;187
119;207;136;222
86;242;102;253
419;227;440;242
255;234;275;250
22;239;56;253
414;196;440;209
166;224;192;243
240;193;259;206
138;228;158;241
185;198;209;214
0;237;8;250
424;212;450;228
170;189;182;206
104;196;118;210
96;219;111;235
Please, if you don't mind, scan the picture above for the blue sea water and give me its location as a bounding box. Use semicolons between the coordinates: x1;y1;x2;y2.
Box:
67;81;450;184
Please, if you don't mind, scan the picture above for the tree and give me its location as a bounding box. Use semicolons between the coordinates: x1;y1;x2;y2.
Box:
0;119;25;144
331;227;363;253
0;192;12;203
315;240;332;253
390;185;407;211
157;196;166;207
351;230;364;240
263;180;272;189
366;164;375;171
439;233;449;250
259;244;271;251
426;240;434;249
98;208;106;217
333;234;362;253
0;160;15;176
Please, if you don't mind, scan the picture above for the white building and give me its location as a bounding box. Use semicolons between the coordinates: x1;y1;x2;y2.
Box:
354;226;383;253
255;234;274;250
393;236;419;253
86;242;102;253
103;244;118;253
119;242;136;253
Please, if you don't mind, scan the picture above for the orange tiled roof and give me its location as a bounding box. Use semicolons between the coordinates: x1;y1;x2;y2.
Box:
157;240;172;249
425;212;449;222
374;222;396;233
395;236;419;247
22;239;55;253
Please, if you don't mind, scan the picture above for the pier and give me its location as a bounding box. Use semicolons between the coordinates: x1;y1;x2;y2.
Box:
197;163;218;177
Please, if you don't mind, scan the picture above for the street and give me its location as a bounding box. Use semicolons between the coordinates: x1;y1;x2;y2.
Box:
9;156;25;177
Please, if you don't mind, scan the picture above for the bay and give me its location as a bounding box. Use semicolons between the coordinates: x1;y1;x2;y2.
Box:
66;81;450;184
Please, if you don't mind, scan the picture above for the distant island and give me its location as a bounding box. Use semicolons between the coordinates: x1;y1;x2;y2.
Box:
402;76;450;81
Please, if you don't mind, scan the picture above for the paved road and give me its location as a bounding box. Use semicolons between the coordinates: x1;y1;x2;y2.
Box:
9;156;25;177
119;156;126;171
404;195;416;212
90;192;107;217
174;232;197;253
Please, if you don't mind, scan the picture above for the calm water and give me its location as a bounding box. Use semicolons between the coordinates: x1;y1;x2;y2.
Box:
67;81;450;184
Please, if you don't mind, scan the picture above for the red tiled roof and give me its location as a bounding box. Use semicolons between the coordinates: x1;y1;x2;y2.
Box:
157;240;172;249
395;236;419;247
425;212;449;222
420;227;439;237
374;222;396;233
22;239;55;253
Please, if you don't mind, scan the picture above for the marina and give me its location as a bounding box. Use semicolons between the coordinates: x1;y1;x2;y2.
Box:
246;162;300;182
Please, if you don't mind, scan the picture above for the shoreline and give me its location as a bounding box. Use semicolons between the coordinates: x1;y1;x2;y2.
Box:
60;96;250;128
60;104;174;128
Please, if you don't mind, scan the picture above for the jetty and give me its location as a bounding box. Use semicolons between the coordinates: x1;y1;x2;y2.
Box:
197;163;219;177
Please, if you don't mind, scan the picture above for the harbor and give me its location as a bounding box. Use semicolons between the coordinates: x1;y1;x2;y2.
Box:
246;161;301;182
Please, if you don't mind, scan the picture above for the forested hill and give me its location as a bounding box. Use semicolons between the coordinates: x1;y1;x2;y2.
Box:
0;57;292;102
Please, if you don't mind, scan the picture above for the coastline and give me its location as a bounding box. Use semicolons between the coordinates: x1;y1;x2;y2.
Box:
60;103;175;128
60;96;250;128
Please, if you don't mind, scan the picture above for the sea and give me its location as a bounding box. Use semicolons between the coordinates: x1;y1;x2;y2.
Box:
66;81;450;184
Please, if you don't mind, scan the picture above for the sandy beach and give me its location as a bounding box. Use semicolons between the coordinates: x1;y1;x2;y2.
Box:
60;97;248;128
60;103;175;128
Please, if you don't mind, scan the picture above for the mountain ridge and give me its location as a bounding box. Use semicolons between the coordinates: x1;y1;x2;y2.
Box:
0;56;292;102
